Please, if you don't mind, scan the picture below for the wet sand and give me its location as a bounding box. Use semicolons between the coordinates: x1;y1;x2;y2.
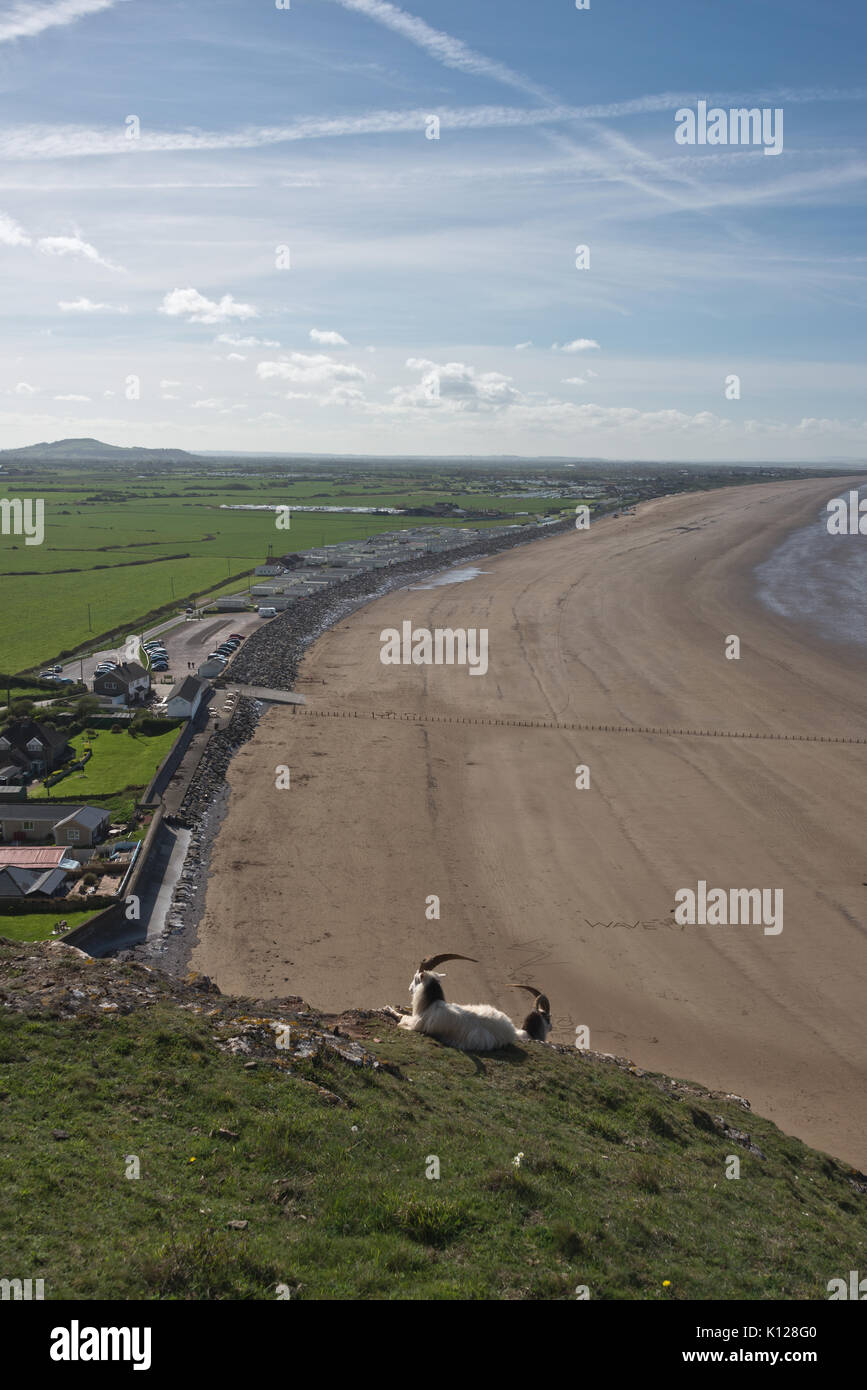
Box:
193;476;867;1168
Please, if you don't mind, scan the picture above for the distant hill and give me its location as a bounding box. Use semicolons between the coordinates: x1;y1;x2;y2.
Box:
0;437;198;463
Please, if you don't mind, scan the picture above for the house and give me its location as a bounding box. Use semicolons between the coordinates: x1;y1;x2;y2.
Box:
0;846;71;870
0;719;71;783
0;802;110;847
166;675;205;720
0;864;68;898
92;661;150;706
253;563;287;577
52;806;111;848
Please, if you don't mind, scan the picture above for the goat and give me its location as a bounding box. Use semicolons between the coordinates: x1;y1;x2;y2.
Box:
509;984;552;1042
387;953;522;1051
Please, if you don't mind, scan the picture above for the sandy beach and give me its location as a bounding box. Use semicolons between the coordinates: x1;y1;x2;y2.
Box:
193;476;867;1168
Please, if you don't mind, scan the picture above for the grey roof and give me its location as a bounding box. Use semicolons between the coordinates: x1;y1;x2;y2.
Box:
168;675;205;703
54;806;110;830
94;661;148;686
0;801;106;824
0;865;67;896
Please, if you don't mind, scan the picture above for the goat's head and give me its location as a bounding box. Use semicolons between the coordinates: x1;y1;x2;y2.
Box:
509;984;553;1040
409;952;478;996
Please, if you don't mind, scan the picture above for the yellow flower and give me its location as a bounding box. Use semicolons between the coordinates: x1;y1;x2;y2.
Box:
662;1280;671;1287
189;1157;196;1164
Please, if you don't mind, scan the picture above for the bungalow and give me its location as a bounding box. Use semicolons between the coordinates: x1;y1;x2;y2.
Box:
0;864;68;898
0;718;71;783
0;802;110;847
166;675;205;720
92;661;150;706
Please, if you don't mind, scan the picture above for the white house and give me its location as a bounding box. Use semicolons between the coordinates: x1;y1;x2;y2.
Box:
166;675;206;720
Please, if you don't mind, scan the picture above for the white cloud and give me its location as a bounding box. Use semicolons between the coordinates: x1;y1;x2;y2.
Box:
514;341;533;351
192;398;222;409
225;352;247;362
58;296;127;313
310;328;349;346
55;393;91;401
38;233;120;270
13;381;38;395
257;352;369;391
563;377;587;386
0;209;119;268
159;379;181;389
0;211;30;246
0;1;119;45
215;333;279;348
160;288;258;325
392;358;521;412
555;339;601;352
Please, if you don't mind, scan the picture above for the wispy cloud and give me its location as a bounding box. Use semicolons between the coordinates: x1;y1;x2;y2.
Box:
310;328;349;345
0;0;119;45
58;296;127;312
327;0;555;103
160;288;258;325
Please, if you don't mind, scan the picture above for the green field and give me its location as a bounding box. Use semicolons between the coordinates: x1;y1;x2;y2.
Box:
0;470;559;673
0;945;864;1300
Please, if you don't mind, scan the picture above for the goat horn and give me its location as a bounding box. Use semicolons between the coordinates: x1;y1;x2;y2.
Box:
419;953;478;972
509;983;542;999
509;984;551;1013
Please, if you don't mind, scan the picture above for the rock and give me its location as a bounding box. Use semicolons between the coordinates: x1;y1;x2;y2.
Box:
52;1129;71;1140
227;1220;248;1230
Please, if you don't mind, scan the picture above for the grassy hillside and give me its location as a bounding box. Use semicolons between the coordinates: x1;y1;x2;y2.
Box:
0;940;863;1301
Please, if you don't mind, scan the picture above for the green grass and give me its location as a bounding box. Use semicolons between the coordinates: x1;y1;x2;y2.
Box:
0;982;863;1300
31;727;179;802
1;471;555;673
0;910;100;942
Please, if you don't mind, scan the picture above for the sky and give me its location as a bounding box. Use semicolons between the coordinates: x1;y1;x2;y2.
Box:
0;0;864;462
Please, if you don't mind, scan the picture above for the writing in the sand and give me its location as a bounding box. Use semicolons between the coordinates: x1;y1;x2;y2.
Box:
583;917;685;932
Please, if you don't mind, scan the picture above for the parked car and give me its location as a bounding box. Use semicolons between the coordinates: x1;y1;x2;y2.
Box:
228;633;245;641
151;662;169;672
52;665;63;673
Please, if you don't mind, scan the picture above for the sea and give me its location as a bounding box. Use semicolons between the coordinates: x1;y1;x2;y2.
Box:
755;484;867;650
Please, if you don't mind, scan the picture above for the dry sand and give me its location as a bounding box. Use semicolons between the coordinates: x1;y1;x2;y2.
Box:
193;477;867;1168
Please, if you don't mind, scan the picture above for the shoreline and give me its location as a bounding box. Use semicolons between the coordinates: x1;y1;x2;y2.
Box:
172;476;866;1165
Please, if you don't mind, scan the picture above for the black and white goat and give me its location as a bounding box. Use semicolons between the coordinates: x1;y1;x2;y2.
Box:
509;984;553;1042
386;953;522;1051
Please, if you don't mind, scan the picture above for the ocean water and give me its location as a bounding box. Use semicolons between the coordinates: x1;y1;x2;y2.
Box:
755;486;867;649
409;566;490;590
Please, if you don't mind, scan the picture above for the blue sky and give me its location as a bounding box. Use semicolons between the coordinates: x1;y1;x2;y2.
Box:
0;0;864;461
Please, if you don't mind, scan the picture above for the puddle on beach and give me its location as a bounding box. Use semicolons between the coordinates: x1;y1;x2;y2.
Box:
408;566;490;590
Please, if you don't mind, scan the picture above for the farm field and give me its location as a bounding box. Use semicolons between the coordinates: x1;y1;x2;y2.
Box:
0;468;559;673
